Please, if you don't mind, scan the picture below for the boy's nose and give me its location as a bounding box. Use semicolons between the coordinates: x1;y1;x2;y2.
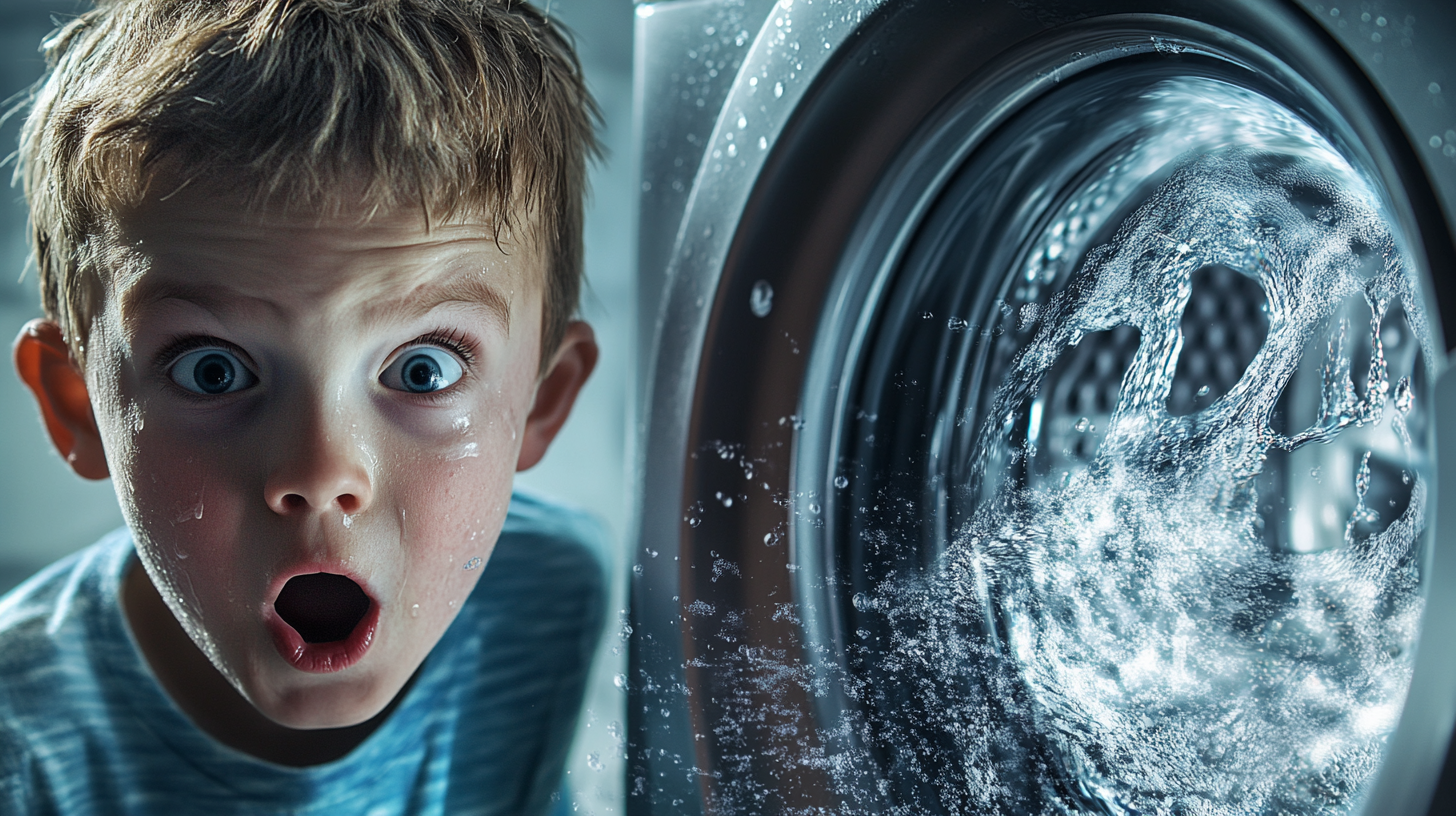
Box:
263;417;374;517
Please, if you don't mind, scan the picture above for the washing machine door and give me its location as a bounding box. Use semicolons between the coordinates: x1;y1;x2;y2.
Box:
630;1;1456;814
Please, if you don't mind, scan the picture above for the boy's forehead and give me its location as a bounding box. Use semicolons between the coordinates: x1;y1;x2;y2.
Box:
106;184;539;328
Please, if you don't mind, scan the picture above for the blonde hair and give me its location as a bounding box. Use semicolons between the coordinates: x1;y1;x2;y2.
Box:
19;0;600;370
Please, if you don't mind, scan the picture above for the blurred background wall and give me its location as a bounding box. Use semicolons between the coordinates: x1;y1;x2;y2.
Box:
0;1;636;812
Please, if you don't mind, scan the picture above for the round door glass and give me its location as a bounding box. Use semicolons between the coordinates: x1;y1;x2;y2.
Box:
818;64;1437;815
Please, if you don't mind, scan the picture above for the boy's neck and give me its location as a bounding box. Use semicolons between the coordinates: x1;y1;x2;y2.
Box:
120;559;412;767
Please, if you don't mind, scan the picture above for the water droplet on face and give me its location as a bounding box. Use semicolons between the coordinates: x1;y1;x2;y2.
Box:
342;514;353;528
750;280;774;317
463;556;483;570
834;475;850;489
410;603;420;618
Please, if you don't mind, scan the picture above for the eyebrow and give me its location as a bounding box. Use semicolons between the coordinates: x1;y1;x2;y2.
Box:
374;274;514;333
121;273;514;333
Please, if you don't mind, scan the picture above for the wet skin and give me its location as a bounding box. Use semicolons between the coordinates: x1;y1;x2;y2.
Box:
13;185;597;764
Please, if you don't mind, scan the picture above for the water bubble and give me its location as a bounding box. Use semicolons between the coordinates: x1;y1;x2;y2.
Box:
633;563;645;576
834;475;850;489
614;673;628;689
852;592;872;612
1073;417;1091;433
1196;385;1211;397
587;752;603;772
750;280;774;317
808;503;821;515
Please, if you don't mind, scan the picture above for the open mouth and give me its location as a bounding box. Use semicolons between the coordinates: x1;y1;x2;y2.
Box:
274;573;372;644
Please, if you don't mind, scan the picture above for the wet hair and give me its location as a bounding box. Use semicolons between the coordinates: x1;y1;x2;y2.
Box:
18;0;601;371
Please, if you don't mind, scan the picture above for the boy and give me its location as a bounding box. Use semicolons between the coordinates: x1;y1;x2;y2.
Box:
2;0;607;812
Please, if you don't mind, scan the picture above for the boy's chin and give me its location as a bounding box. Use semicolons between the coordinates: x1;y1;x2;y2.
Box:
246;663;407;730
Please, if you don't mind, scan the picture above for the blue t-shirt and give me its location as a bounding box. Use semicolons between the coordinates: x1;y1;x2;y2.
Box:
0;490;607;815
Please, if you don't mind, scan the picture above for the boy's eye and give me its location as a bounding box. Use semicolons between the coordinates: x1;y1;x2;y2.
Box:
381;347;464;394
169;348;257;395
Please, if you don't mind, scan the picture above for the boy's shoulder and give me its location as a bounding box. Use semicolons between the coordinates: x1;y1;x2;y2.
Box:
0;529;135;811
0;527;132;683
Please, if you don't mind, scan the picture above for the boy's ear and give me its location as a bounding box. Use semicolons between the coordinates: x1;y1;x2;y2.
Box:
517;320;598;472
13;319;109;480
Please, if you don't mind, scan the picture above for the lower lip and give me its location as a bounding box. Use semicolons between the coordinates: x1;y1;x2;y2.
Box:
266;604;379;674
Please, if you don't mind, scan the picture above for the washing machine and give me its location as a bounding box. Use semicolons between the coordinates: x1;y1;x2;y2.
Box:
628;0;1456;814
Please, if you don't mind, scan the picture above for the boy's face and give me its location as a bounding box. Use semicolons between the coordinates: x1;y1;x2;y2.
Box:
33;184;592;729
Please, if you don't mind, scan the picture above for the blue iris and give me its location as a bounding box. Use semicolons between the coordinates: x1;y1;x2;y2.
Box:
382;347;463;394
170;348;254;395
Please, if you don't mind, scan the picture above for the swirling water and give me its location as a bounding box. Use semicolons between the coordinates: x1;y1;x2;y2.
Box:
852;101;1433;814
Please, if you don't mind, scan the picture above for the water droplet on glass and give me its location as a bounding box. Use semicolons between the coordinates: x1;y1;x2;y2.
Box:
1355;450;1372;499
750;280;774;317
1196;385;1211;397
758;135;768;150
587;752;603;771
614;673;628;689
774;81;784;98
834;475;849;489
852;592;871;612
1074;417;1091;433
808;503;821;514
1394;375;1413;413
736;113;747;129
633;563;645;576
